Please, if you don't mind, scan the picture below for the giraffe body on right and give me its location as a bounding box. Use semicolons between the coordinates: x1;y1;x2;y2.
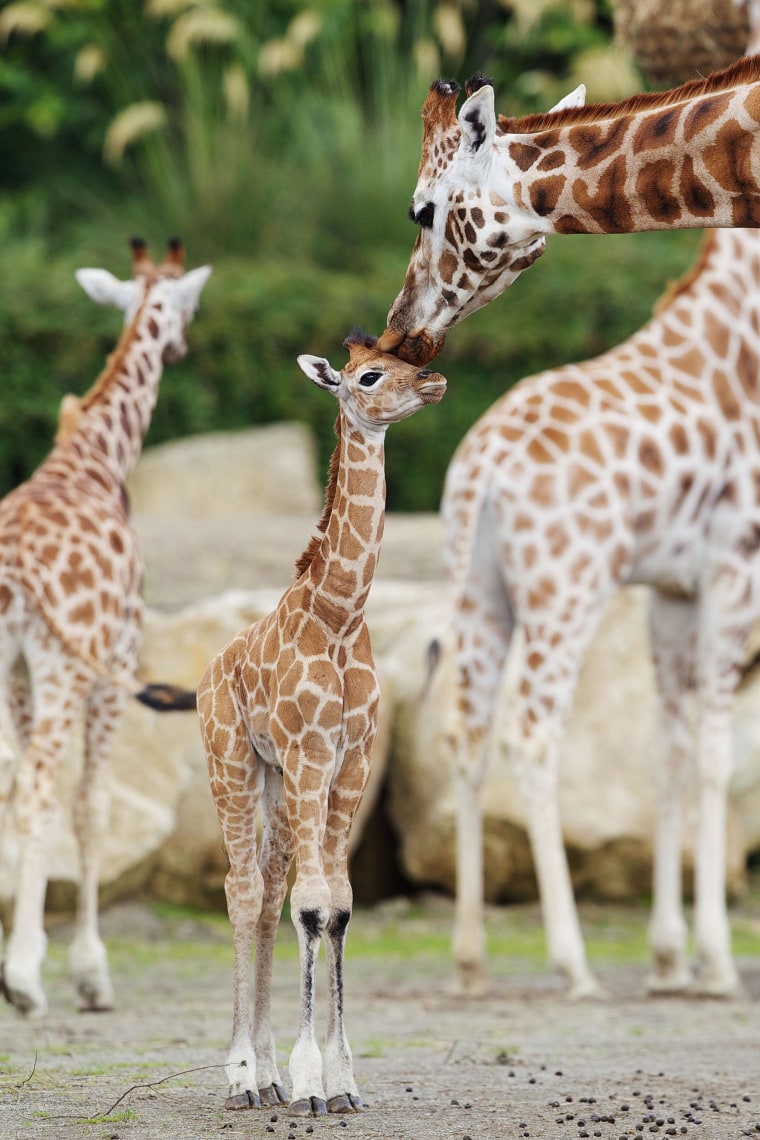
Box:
443;224;760;1001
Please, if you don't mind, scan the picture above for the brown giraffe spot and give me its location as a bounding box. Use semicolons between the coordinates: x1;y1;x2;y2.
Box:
703;310;730;358
572;119;628;170
669;422;689;453
471;207;485;227
736;341;759;399
573;156;632;233
703;121;755;193
745;83;760;123
637;401;662;424
511;250;544;273
523;544;539;569
530;472;557;503
712;373;743;420
546;522;570;557
679;155;715;217
527;436;554;464
70;600;95;624
632;107;680;154
464;220;477;244
732;197;760;227
542;425;570;452
614;471;631;496
636;158;681;224
554;214;587;234
537;150;565;172
578;429;606;467
529;175;566;217
509;142;541;170
568;462;596;495
439;250;457;283
463;248;484;272
672;347;705;379
683;92;731;138
696;417;718;458
526;649;545;671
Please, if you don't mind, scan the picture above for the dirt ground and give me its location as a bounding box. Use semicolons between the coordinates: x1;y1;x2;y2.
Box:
1;896;760;1140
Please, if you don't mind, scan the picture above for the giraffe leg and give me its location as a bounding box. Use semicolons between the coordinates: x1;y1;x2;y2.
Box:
198;661;265;1109
0;685;18;966
3;664;87;1016
509;615;607;1000
68;681;130;1011
448;526;514;997
252;768;292;1107
646;591;696;994
690;563;752;997
283;739;334;1116
321;733;376;1113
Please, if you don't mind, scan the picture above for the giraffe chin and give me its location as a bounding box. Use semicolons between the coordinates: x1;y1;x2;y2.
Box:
376;327;446;366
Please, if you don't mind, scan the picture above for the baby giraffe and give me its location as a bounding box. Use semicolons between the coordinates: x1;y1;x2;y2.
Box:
197;331;446;1115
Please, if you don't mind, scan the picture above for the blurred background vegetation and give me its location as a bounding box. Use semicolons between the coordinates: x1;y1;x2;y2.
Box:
0;0;703;509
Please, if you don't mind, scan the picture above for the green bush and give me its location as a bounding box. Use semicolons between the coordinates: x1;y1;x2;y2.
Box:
0;226;701;510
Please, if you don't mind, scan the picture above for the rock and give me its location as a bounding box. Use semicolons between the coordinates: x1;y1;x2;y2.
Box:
127;423;321;517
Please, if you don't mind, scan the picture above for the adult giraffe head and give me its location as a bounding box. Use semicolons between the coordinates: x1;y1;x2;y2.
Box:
378;55;760;365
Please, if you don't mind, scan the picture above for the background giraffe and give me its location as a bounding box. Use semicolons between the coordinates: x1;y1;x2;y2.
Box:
0;239;210;1017
439;213;760;1000
378;53;760;365
197;333;445;1115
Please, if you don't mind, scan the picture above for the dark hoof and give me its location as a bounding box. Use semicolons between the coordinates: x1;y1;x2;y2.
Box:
259;1083;288;1106
289;1096;328;1116
328;1093;363;1113
225;1089;261;1110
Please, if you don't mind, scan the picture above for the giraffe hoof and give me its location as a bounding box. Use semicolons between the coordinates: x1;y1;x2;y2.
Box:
289;1096;327;1116
328;1093;363;1113
225;1089;261;1110
259;1083;288;1105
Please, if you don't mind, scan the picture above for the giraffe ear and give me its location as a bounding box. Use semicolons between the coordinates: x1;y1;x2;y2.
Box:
297;354;342;393
548;84;586;113
458;83;495;172
171;265;212;314
75;268;139;312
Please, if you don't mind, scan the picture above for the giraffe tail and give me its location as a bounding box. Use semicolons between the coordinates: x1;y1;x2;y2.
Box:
135;683;198;712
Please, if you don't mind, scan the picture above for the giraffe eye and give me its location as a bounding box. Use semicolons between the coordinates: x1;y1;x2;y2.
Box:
358;370;382;388
409;202;435;229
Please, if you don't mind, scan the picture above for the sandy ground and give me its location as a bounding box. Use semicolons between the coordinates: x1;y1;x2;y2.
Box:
1;897;760;1140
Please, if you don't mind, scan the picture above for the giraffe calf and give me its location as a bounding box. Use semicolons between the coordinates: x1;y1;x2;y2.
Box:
197;332;445;1114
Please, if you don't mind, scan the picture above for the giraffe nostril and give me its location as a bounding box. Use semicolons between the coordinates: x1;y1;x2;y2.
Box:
417;369;432;378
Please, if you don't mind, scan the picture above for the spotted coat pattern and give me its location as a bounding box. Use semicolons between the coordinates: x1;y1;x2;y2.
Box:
196;338;446;1116
442;226;760;1000
0;242;210;1017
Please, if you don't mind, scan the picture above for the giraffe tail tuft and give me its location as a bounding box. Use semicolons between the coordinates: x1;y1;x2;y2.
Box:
135;683;197;712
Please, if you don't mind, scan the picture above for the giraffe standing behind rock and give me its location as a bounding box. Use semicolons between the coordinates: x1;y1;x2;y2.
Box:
440;222;760;1002
378;53;760;364
197;332;445;1115
0;239;210;1017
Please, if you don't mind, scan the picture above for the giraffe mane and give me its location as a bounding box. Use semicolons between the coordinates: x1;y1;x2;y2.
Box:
498;53;760;135
294;414;342;579
79;299;147;414
651;231;720;317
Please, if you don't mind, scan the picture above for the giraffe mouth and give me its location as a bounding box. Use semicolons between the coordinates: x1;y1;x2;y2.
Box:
418;376;447;404
376;327;446;367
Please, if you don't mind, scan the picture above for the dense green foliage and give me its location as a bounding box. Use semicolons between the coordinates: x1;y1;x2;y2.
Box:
1;0;705;509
